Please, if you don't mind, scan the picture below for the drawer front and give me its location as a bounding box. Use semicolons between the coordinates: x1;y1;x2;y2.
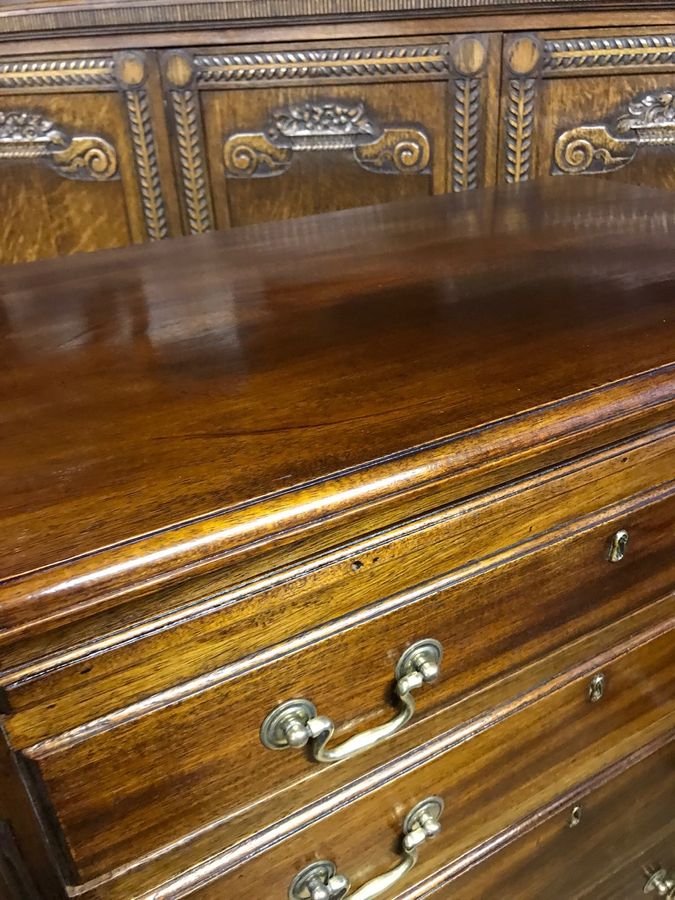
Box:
5;426;675;742
16;485;675;887
0;51;177;264
151;625;675;899
421;737;675;899
160;36;500;234
499;29;675;192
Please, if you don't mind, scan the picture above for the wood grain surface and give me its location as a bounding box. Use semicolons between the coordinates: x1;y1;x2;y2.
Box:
124;622;675;900
0;178;674;643
409;734;675;898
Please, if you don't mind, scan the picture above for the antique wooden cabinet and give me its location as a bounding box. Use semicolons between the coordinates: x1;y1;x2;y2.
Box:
0;179;674;899
1;2;675;263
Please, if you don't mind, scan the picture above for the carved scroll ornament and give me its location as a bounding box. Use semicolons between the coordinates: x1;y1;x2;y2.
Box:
223;100;431;178
553;90;675;175
0;110;118;180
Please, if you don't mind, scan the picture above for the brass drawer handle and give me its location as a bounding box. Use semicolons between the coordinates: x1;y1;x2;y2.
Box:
288;796;443;899
644;866;675;897
260;639;442;763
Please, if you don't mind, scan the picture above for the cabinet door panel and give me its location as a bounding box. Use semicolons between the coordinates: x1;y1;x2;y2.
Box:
499;30;675;191
163;37;500;234
0;52;177;265
207;81;443;228
0;93;132;264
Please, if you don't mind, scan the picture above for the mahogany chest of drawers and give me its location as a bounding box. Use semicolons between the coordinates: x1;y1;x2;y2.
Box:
0;178;674;899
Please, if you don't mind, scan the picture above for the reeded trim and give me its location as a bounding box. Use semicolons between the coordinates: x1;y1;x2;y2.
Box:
0;0;648;38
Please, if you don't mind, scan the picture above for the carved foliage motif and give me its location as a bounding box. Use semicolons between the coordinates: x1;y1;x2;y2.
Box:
0;110;118;180
553;90;675;175
451;77;480;191
196;46;448;84
170;90;214;234
617;90;675;140
504;78;536;183
223;100;431;178
544;35;675;72
125;89;169;240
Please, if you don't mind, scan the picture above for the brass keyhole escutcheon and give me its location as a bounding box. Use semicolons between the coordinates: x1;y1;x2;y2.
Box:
568;805;583;828
608;529;629;562
588;673;605;703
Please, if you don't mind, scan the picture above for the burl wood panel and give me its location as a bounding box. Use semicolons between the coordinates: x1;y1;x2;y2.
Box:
426;738;675;898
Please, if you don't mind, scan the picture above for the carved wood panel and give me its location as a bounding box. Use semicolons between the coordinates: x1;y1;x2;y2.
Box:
0;51;179;265
162;37;500;233
499;30;675;192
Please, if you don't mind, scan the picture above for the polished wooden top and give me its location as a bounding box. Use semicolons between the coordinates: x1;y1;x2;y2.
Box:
1;179;674;637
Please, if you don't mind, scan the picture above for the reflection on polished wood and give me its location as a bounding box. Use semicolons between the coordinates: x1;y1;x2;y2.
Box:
0;177;673;613
0;179;673;899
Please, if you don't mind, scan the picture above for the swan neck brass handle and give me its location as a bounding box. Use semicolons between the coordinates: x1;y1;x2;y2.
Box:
260;639;442;763
288;797;443;900
644;866;675;898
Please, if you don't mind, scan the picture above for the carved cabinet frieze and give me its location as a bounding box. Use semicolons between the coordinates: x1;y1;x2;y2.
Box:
222;100;432;178
0;110;118;180
3;27;675;264
499;30;675;187
162;36;499;233
554;90;675;175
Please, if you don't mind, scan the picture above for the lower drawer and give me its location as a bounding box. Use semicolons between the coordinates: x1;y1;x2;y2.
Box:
16;486;675;888
129;618;675;899
418;735;675;900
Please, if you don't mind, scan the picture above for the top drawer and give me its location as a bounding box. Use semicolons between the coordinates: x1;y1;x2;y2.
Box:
7;426;675;888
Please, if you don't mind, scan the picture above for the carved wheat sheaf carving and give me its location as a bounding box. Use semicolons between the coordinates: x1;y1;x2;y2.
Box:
125;90;168;241
171;90;213;234
505;78;535;183
195;46;448;83
452;78;480;191
223;100;431;179
0;58;115;90
544;35;675;72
